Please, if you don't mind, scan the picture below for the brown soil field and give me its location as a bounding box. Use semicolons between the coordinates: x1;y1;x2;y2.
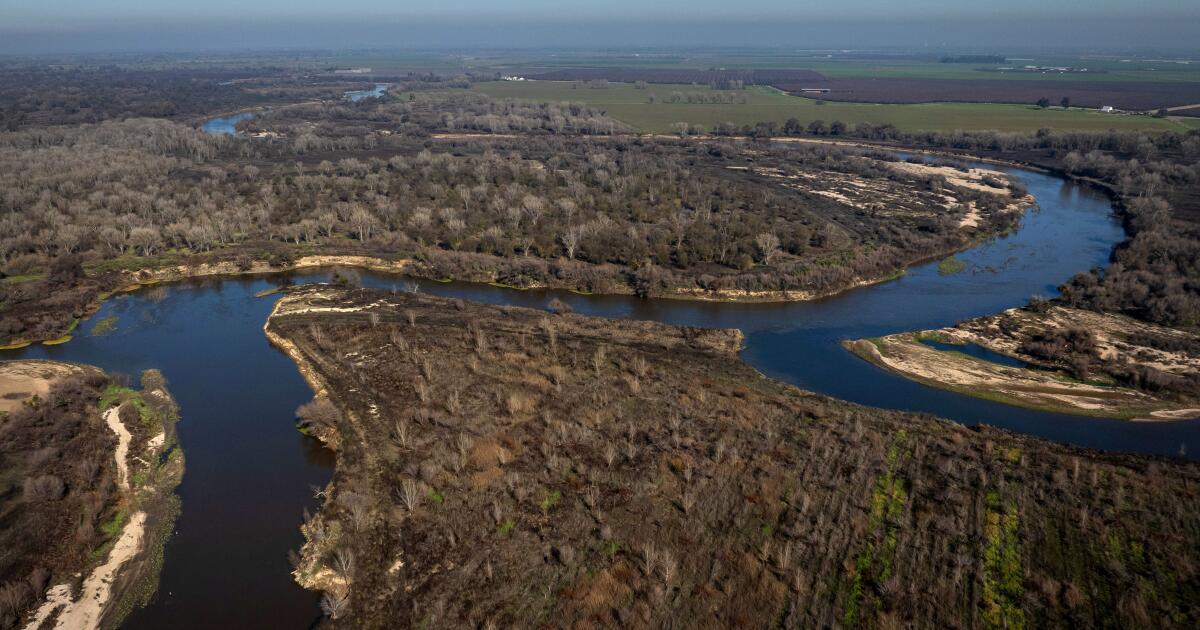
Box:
266;285;1200;629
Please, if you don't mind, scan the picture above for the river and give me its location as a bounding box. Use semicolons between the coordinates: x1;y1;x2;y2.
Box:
198;85;386;137
345;83;387;102
6;153;1199;627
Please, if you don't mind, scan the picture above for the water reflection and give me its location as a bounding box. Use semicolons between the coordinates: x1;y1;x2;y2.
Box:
3;154;1195;630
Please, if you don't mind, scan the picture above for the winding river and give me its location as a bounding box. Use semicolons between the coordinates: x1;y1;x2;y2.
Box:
7;152;1200;627
198;84;386;137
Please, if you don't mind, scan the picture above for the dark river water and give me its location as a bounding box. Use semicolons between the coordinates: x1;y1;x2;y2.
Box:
6;156;1199;627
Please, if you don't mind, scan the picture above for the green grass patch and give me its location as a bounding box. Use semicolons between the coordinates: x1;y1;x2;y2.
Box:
426;489;445;504
1;272;46;285
99;385;137;411
915;331;962;344
91;505;131;559
0;340;32;350
844;431;910;624
471;81;1191;134
99;506;130;538
981;495;1025;630
938;255;968;275
539;490;562;513
496;519;515;537
91;315;119;336
843;544;874;627
254;287;282;298
487;281;529;291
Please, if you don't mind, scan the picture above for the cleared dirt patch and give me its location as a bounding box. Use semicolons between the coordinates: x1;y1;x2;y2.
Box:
0;360;80;414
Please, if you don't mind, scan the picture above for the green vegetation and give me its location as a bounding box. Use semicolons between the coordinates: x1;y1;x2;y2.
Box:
938;255;969;275
981;493;1025;630
83;251;187;275
332;50;1200;83
487;281;530;291
104;371;185;630
91;506;131;560
539;490;562;513
99;384;136;411
844;432;910;625
1;272;46;285
90;314;119;336
471;81;1197;133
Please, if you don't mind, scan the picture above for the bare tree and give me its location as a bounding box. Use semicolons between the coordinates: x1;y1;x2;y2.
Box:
296;398;341;433
560;225;584;260
400;479;422;512
755;231;781;264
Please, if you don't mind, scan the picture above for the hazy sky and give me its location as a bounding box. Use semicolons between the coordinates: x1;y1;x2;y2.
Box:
2;0;1197;53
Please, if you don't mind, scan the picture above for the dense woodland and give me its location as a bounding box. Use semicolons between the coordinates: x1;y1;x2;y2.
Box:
0;63;362;130
245;92;629;139
0;103;1013;344
271;287;1200;628
737;119;1200;328
1;62;1197;339
911;129;1200;329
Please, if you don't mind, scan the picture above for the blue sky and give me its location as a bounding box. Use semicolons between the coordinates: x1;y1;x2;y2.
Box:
1;0;1196;53
5;0;1193;22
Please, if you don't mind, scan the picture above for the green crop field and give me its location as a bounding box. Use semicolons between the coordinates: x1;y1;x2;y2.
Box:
321;50;1200;83
471;81;1200;134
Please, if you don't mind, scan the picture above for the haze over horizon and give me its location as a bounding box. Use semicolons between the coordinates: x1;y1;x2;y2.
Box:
1;0;1198;55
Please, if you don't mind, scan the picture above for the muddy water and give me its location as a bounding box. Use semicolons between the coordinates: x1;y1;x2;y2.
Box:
6;160;1199;627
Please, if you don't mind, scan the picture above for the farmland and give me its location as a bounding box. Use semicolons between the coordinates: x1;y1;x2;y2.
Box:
771;77;1200;112
471;80;1200;133
325;50;1200;83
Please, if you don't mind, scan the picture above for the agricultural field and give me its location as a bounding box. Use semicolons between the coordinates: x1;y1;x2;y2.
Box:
333;50;1200;83
471;80;1200;133
769;78;1200;112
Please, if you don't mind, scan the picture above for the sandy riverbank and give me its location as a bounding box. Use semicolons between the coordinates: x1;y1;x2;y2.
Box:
845;306;1200;419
